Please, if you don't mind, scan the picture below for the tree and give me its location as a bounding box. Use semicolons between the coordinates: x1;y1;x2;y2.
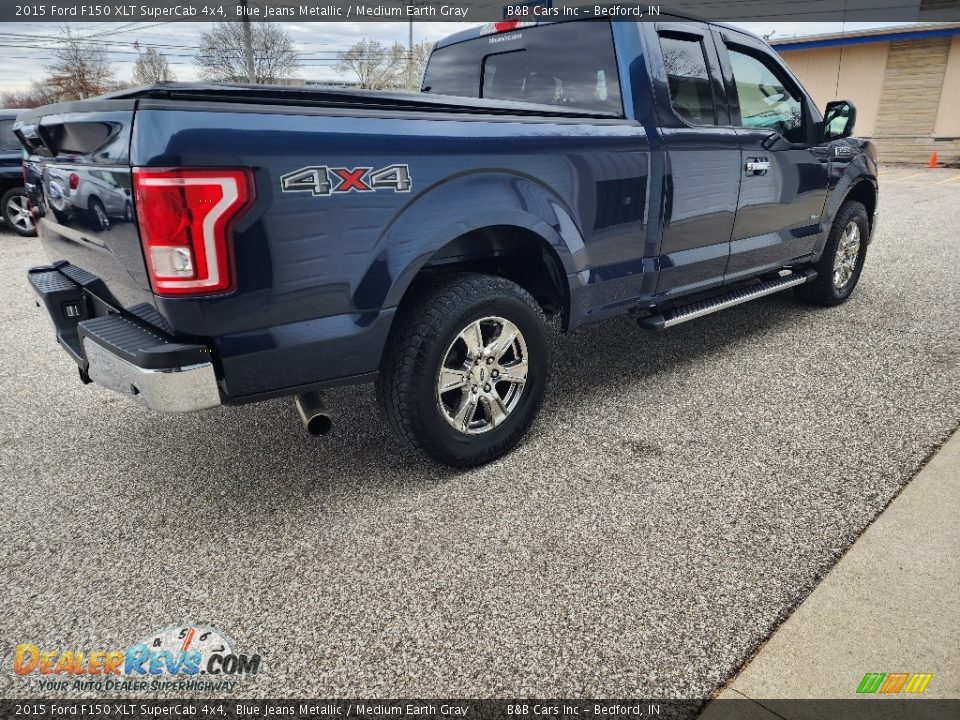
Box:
335;39;400;90
409;40;434;88
195;22;299;84
133;47;175;85
45;26;115;100
335;39;433;91
1;82;60;109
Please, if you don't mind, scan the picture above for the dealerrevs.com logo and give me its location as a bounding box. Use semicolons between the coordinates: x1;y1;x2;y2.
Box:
12;625;261;693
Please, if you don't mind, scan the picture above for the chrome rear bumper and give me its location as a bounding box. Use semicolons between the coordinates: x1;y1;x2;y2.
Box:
29;264;222;414
83;339;221;413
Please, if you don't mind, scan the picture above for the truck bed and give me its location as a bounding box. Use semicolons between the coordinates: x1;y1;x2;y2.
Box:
27;82;622;122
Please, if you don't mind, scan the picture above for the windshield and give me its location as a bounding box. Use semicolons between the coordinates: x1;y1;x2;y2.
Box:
422;21;623;116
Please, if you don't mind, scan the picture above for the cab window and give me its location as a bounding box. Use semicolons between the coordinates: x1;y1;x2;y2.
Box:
423;21;623;115
0;120;19;151
482;51;529;102
727;47;805;142
659;35;717;126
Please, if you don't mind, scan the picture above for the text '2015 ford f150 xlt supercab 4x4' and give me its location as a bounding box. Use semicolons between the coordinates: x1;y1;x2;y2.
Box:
17;16;878;467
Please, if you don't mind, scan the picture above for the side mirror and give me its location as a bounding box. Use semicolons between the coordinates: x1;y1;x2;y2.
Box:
823;100;857;141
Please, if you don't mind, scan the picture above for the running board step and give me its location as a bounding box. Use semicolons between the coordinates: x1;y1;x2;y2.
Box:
639;270;816;330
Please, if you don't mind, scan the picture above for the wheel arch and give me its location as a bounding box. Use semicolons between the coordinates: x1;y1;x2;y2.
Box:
825;169;878;237
842;179;877;236
407;223;570;323
813;173;877;262
367;171;584;328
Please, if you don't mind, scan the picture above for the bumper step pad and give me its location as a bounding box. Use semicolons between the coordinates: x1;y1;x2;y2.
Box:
78;315;212;370
28;266;87;363
28;264;221;413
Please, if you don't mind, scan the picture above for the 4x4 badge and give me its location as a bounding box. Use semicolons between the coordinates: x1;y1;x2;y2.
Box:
280;164;412;196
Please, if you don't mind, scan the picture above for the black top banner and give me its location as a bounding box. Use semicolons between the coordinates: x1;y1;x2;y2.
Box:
3;0;960;23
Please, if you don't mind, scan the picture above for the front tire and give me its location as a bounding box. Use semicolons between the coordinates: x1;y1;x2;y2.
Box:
376;273;550;467
795;200;869;306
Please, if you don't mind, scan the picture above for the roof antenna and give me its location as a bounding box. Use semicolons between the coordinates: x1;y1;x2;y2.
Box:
835;2;847;99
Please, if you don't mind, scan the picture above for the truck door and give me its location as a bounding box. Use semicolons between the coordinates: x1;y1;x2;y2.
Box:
714;30;830;282
646;22;742;301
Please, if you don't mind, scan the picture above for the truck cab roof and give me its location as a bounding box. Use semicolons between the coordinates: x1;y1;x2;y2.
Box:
435;12;763;50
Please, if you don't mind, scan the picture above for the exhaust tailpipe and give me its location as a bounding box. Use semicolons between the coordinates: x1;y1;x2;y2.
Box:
295;391;332;436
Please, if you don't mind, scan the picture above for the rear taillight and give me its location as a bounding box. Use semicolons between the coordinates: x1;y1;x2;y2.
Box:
480;20;536;35
68;172;79;190
132;168;253;297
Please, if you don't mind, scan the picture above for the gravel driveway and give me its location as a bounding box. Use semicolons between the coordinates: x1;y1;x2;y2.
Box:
1;169;958;700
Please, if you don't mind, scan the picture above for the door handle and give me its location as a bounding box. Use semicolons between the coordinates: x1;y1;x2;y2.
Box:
745;158;771;175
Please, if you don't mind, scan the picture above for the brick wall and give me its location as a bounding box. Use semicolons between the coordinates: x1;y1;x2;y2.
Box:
779;35;960;166
872;37;959;165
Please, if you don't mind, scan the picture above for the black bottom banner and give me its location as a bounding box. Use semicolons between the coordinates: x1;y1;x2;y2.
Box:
3;699;960;720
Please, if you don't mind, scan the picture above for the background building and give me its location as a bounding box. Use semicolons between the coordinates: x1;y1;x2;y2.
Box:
773;23;960;165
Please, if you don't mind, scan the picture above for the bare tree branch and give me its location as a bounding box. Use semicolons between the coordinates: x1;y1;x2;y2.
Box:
195;22;300;84
335;39;400;90
133;47;175;85
335;39;433;91
411;40;434;87
45;26;115;101
1;81;60;109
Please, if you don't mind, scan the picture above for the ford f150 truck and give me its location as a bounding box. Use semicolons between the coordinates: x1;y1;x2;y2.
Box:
16;16;878;467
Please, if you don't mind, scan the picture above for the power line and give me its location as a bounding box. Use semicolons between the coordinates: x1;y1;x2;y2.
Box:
0;39;350;57
0;28;381;52
0;35;355;56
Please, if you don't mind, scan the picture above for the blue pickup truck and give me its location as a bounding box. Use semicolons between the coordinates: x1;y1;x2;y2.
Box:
17;17;878;466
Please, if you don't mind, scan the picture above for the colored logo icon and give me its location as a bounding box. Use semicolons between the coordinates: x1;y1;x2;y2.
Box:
856;672;933;694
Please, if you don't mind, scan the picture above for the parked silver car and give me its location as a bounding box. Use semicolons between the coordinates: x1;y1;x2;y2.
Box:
45;166;133;231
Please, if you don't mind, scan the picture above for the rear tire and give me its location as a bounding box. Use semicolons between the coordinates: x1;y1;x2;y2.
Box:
795;200;869;306
88;197;110;231
2;187;36;237
376;273;550;467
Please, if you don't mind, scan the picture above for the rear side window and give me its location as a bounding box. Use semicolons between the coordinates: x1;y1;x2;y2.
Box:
0;120;18;151
421;47;477;98
659;35;717;126
423;21;623;115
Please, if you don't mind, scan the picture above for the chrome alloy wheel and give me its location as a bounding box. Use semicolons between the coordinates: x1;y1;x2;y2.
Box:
5;194;33;234
436;316;529;435
833;220;861;290
93;202;110;230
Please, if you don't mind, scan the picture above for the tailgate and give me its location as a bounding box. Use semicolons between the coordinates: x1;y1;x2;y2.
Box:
15;101;155;314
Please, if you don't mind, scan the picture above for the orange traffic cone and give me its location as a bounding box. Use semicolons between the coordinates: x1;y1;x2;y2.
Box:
928;151;938;168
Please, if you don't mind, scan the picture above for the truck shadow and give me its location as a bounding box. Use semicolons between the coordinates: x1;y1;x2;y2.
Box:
132;292;815;509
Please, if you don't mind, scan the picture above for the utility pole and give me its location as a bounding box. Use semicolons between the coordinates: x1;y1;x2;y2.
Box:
241;0;256;83
407;19;414;91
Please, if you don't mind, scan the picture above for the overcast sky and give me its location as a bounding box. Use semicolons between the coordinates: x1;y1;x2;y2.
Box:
0;21;912;94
